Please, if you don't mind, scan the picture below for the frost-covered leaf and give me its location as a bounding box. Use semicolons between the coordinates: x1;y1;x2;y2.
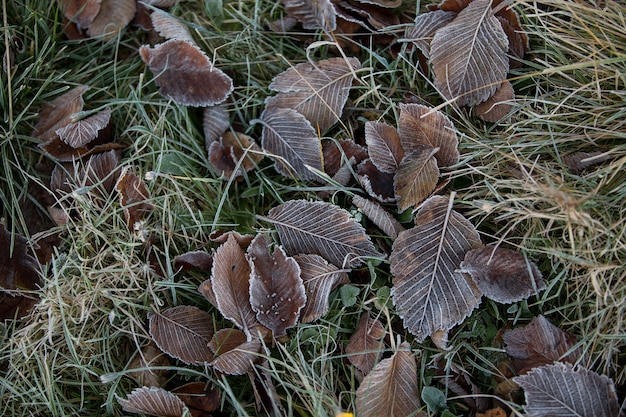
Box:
209;132;263;178
460;245;545;303
148;306;215;365
87;0;136;40
209;328;248;356
139;39;233;107
115;167;153;230
33;85;87;142
391;195;483;342
346;313;385;375
394;145;439;212
514;362;620;417
322;139;368;177
352;195;405;240
203;105;230;147
430;0;509;106
119;386;187;417
209;230;254;247
211;339;262;375
282;0;336;31
248;234;306;337
55;107;111;149
294;254;349;323
266;57;361;133
358;159;396;203
364;121;404;174
355;342;423;417
398;103;459;167
150;10;194;43
563;151;611;173
474;80;514;122
407;10;456;58
504;315;582;374
259;106;322;181
265;200;384;268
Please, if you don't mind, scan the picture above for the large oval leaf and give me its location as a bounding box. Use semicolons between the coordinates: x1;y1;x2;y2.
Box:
390;195;483;342
429;0;509;106
264;200;384;268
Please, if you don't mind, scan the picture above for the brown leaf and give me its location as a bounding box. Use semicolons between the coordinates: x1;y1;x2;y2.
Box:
474;80;514;122
140;39;233;107
209;328;248;356
394;145;439;212
174;251;213;273
398;103;459;168
293;254;349;323
352;195;405;240
476;407;507;417
203;105;230;147
346;313;385;375
391;195;483;342
150;10;194;43
355;342;423;417
55;107;112;148
87;0;137;40
209;230;254;247
265;57;361;133
210;131;263;178
248;234;306;338
142;0;183;6
171;382;221;416
364;121;404;174
118;386;187;417
211;234;259;334
322;138;368;177
430;0;509;106
148;306;215;364
503;315;582;374
264;199;385;268
333;0;401;30
563;151;612;173
407;10;456;58
128;344;171;387
357;159;396;203
282;0;337;31
58;0;101;28
211;339;262;375
460;245;546;303
115;167;153;230
33;85;88;142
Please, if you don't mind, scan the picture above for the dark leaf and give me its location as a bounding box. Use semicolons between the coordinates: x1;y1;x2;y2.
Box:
563;151;612;173
174;251;213;273
352;195;405;240
33;85;87;142
118;386;187;417
282;0;337;31
128;344;171;387
394;145;439;212
58;0;101;28
346;313;385;375
115;167;153;230
209;328;248;356
211;339;262;375
474;80;514;122
357;159;396;203
364;121;405;174
171;382;221;416
209;230;254;247
87;0;137;40
322;138;368;177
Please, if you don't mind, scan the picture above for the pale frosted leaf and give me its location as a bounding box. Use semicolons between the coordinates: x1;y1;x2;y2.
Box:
346;313;385;375
391;195;483;342
282;0;336;31
294;254;349;323
211;339;262;375
355;342;423;417
504;315;582;374
474;80;514;122
394;145;439;212
118;386;187;417
203;105;229;147
460;245;545;303
139;39;233;107
259;106;322;181
56;107;111;148
352;195;405;239
430;0;509;106
264;200;384;268
148;306;215;364
248;234;306;337
211;235;259;334
150;11;194;43
33;85;87;142
407;10;456;58
514;362;620;417
364;121;404;174
87;0;136;40
398;103;459;167
266;57;361;133
58;0;101;28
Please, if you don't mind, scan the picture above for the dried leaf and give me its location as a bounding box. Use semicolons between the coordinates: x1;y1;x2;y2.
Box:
211;339;262;375
87;0;136;40
407;10;456;58
173;251;213;273
150;10;194;43
503;315;582;374
259;106;323;182
398;104;459;168
322;139;368;177
346;313;385;375
265;199;384;268
430;0;509;106
357;159;396;203
203;105;230;147
209;230;254;247
115;167;153;230
139;39;233;107
171;382;221;415
391;195;483;342
211;234;259;334
209;328;248;356
282;0;337;31
248;234;306;338
143;0;182;6
460;246;545;303
55;108;111;148
265;57;361;133
215;131;263;176
364;121;405;174
33;85;88;142
58;0;101;28
333;0;401;30
563;151;612;173
128;344;171;387
474;80;514;122
394;145;439;212
355;342;423;417
352;195;405;240
293;254;349;323
514;362;620;417
119;386;187;417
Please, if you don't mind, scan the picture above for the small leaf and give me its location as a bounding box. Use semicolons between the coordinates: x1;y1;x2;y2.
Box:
174;251;213;273
128;345;170;387
346;313;385;375
171;382;221;415
340;284;360;307
55;107;111;149
264;199;384;268
514;362;620;417
58;0;101;28
209;230;254;247
148;306;215;364
364;121;405;174
358;159;396;203
203;105;230;147
421;386;447;412
474;80;514;122
115;167;154;230
119;386;187;417
150;10;195;43
394;145;439;212
563;151;611;173
460;246;546;303
352;195;405;240
322;139;368;177
209;328;248;356
282;0;337;31
355;342;423;417
87;0;136;41
33;85;87;142
248;234;306;338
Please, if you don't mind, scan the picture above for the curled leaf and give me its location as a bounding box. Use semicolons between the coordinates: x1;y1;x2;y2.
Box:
150;10;194;43
115;167;153;230
358;159;396;203
33;85;88;142
203;105;230;147
407;10;456;58
58;0;101;28
173;251;213;273
282;0;337;31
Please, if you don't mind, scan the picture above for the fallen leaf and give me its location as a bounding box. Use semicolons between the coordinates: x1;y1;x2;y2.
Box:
407;10;456;58
264;199;384;268
322;139;368;177
364;121;405;174
346;313;386;375
33;85;88;143
55;107;112;148
355;342;423;417
150;10;195;43
203;105;230;147
171;382;221;416
474;80;514;122
460;245;545;303
333;0;401;31
87;0;137;40
148;306;215;364
352;195;405;240
394;145;439;212
115;167;154;230
209;328;248;356
282;0;337;31
209;131;263;177
563;151;612;173
430;0;509;106
209;230;254;247
514;362;620;417
211;339;262;375
119;386;187;417
173;251;213;273
357;159;396;203
139;39;233;107
58;0;101;28
248;234;306;338
128;344;171;387
391;195;483;342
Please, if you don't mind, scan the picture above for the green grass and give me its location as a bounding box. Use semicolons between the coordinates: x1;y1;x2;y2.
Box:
1;0;625;415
